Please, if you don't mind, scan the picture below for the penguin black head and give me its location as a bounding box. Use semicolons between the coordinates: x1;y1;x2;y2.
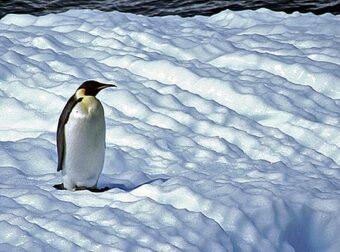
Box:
77;80;116;96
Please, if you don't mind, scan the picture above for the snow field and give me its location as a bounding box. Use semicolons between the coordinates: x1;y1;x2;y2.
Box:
0;8;340;251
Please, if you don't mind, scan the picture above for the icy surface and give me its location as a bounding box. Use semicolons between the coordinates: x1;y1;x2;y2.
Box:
0;9;340;252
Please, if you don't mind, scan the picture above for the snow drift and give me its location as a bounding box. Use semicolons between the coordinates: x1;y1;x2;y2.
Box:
0;8;339;251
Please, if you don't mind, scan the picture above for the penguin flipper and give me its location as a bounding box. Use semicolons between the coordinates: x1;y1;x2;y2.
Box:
57;96;83;171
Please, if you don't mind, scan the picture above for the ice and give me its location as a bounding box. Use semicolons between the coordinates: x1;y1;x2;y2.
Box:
0;8;340;251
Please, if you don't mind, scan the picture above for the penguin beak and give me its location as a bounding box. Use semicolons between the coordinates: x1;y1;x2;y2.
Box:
97;83;117;90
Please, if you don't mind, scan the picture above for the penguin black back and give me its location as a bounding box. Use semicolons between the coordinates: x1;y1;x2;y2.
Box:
57;95;83;171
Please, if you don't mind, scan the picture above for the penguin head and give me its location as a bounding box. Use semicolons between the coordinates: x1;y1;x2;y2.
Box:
77;80;116;97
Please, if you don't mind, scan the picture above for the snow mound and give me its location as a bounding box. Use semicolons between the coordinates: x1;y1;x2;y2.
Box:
0;9;339;251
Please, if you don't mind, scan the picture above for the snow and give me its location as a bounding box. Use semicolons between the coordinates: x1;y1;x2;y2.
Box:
0;8;339;251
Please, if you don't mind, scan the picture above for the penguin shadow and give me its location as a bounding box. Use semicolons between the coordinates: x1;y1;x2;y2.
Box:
53;177;168;193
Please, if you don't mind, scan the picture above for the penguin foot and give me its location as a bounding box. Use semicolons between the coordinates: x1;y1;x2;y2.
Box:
88;186;111;193
74;186;110;192
53;183;110;192
53;183;65;190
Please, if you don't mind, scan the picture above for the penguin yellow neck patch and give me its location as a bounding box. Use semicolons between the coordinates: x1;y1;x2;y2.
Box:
75;88;86;99
75;89;98;115
81;96;98;115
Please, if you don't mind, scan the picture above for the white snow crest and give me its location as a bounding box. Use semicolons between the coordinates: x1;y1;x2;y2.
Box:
0;9;340;251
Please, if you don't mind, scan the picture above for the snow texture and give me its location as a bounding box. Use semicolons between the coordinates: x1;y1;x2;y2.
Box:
0;8;340;252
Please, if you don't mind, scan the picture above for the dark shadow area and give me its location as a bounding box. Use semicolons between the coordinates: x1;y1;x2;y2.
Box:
53;177;168;193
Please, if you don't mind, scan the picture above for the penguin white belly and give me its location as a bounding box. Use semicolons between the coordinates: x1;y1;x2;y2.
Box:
62;96;105;190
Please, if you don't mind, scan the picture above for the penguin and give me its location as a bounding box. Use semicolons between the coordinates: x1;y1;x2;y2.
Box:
55;80;116;191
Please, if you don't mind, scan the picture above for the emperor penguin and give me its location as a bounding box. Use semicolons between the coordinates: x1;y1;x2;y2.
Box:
56;80;116;191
